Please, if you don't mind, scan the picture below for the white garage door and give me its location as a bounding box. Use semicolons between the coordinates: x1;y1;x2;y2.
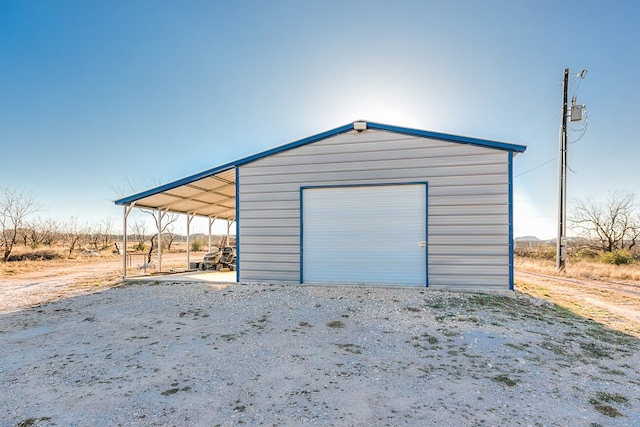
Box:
302;183;427;286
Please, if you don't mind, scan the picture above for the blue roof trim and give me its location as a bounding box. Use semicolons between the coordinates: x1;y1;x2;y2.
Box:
114;121;525;206
234;123;355;166
114;123;354;206
367;122;527;153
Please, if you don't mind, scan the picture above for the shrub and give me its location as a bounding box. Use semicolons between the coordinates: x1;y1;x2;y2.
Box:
600;250;632;265
7;250;63;262
532;245;557;260
191;240;204;251
573;247;600;260
134;242;146;252
514;243;556;260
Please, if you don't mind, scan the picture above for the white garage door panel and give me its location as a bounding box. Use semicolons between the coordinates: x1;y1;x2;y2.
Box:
303;184;427;285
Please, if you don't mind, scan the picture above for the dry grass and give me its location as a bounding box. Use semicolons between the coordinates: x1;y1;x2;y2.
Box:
515;257;640;282
1;256;103;276
1;243;202;277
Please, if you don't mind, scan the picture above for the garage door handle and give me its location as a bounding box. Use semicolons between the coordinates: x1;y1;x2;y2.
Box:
418;241;426;247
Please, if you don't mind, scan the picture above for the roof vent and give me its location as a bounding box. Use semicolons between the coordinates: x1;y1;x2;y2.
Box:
353;121;367;132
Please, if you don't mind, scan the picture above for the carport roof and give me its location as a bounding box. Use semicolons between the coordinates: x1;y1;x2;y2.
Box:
114;121;526;219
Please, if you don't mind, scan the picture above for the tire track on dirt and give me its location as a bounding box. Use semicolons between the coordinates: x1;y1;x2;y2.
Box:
517;270;640;299
515;270;640;334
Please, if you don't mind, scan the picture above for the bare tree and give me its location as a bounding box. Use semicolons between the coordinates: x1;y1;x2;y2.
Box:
16;225;30;247
22;217;61;248
141;209;179;263
130;218;148;251
84;218;115;251
164;225;179;251
22;220;42;248
570;190;640;252
40;218;61;247
101;217;114;249
0;186;41;262
86;222;102;250
63;217;86;255
147;234;159;264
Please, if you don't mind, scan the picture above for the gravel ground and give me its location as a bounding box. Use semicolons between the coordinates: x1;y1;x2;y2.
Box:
1;281;639;426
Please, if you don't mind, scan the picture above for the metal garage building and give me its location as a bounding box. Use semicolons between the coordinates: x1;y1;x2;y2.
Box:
115;121;526;291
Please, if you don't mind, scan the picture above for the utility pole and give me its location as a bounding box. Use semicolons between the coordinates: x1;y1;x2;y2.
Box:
556;68;587;272
556;68;569;272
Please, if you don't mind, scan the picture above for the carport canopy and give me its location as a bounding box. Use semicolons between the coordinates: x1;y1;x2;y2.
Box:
114;166;236;220
114;165;237;278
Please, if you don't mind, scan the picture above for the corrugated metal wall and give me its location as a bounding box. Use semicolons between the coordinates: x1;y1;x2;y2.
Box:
238;129;511;290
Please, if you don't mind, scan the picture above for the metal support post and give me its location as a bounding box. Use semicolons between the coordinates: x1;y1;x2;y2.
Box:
122;203;135;279
208;216;216;251
156;209;167;273
186;213;195;270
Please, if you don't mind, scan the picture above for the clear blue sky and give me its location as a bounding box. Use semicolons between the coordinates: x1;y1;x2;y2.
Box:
1;0;638;238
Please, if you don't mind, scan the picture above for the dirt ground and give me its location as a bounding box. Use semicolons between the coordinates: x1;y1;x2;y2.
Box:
1;256;639;426
0;253;197;314
514;270;640;338
2;255;638;337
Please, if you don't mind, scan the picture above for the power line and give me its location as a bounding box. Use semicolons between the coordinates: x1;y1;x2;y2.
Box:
515;157;557;178
503;87;560;139
522;115;558;144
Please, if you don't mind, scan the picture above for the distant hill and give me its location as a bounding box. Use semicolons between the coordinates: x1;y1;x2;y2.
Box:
515;236;541;242
515;236;588;245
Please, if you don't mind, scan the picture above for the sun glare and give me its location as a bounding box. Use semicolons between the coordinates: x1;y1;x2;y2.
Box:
514;188;556;239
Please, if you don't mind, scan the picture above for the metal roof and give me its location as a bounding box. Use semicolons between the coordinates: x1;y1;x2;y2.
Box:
115;167;237;219
114;121;526;218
